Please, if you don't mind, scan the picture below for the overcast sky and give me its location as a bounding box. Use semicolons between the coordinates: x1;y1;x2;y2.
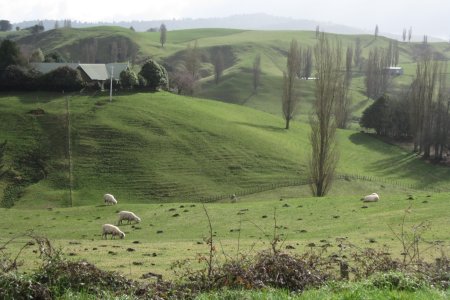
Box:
1;0;449;38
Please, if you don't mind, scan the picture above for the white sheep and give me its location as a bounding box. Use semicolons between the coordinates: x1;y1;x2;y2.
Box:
104;193;117;205
102;224;125;239
361;193;379;202
118;211;141;225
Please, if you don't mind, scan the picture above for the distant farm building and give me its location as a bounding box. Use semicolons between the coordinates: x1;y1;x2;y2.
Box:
384;66;403;76
31;62;129;89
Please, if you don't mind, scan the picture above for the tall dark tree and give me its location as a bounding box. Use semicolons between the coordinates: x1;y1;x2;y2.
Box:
252;54;261;92
213;48;224;84
374;24;379;39
0;40;24;71
282;39;300;130
0;20;12;31
408;26;412;42
360;96;389;135
315;25;320;39
402;28;407;42
160;23;167;48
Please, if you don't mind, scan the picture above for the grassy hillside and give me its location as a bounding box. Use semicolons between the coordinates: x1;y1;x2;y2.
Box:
1;91;450;209
11;27;450;119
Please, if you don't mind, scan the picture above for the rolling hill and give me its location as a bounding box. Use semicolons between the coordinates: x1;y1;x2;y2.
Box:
1;91;449;209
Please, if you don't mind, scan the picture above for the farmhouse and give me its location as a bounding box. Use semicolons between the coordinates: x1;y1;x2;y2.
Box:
31;62;130;89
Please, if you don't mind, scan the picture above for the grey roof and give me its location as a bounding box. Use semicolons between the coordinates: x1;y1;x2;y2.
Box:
31;62;130;81
106;63;130;80
31;63;79;74
78;64;109;81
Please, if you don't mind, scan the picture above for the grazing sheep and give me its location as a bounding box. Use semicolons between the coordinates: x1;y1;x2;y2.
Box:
102;224;125;239
361;193;379;202
104;193;117;205
231;193;238;203
118;211;141;225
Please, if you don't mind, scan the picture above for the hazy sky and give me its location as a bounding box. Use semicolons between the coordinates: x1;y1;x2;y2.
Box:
1;0;449;38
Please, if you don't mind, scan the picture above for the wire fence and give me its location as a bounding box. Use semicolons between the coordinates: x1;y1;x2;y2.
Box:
200;173;448;203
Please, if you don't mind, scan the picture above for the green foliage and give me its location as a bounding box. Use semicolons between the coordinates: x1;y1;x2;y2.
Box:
359;96;411;137
119;68;138;89
0;39;24;70
369;272;426;291
0;65;40;91
40;66;85;92
29;48;45;62
1;184;24;208
44;52;66;63
360;96;388;135
139;59;169;91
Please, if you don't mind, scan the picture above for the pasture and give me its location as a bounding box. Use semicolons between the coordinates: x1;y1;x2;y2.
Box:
1;188;448;280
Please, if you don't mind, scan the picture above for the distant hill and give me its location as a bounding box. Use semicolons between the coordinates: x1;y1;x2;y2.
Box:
13;14;365;35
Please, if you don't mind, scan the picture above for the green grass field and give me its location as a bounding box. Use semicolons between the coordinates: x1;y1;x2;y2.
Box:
0;190;448;279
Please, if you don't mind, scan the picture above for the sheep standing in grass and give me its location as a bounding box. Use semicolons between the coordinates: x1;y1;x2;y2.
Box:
361;193;379;202
102;224;125;239
118;211;141;225
104;193;117;205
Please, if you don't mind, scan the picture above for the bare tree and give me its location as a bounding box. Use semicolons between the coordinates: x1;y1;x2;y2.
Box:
301;46;313;79
185;40;200;80
409;52;439;156
309;33;342;197
374;24;379;39
335;45;353;129
213;48;224;84
160;23;167;48
354;37;362;68
252;54;261;92
365;47;390;99
408;26;412;42
402;28;407;42
282;39;301;130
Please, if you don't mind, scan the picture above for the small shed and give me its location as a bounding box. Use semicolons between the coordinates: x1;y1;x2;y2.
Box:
384;66;403;76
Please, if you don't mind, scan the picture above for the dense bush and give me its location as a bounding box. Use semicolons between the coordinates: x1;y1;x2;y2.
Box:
40;66;85;92
139;59;169;91
360;96;411;138
0;184;24;208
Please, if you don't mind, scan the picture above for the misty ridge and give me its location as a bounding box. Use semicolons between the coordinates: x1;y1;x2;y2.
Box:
12;13;446;42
